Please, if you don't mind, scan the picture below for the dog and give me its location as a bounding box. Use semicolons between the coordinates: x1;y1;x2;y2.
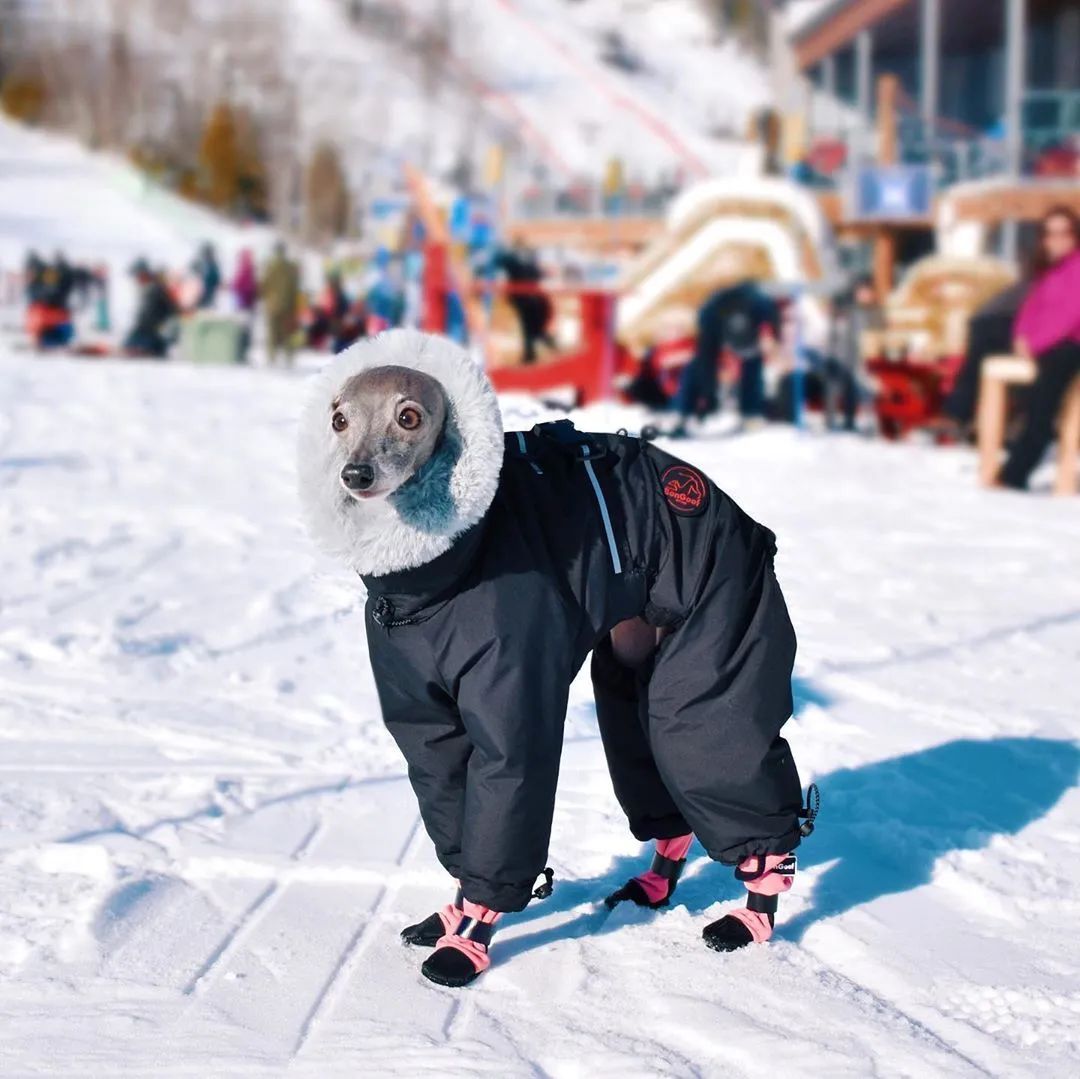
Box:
298;330;813;988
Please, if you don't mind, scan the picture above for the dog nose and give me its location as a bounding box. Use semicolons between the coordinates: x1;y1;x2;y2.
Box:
341;462;375;491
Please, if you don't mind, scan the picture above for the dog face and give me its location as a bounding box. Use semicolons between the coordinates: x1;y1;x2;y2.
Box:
330;364;448;501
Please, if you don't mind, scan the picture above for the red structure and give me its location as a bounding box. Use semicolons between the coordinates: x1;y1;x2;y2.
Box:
421;242;449;334
486;289;621;406
866;354;962;438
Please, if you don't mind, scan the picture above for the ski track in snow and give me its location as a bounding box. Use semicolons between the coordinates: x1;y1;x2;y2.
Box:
1;122;1079;1077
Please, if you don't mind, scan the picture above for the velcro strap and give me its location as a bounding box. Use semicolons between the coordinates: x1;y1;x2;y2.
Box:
453;886;464;909
649;852;686;882
735;854;797;882
452;916;495;947
746;892;778;915
734;855;768;882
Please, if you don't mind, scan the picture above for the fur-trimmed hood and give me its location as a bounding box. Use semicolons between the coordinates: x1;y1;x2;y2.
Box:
297;330;504;577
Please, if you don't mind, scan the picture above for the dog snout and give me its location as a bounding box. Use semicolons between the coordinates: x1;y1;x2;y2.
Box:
341;462;375;491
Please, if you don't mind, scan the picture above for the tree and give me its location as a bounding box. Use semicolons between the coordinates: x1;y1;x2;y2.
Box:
0;69;46;124
304;142;350;244
198;101;242;209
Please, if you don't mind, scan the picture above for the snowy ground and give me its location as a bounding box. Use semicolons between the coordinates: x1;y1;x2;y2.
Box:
1;349;1078;1077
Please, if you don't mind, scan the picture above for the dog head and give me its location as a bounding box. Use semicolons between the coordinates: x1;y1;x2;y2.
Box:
330;365;449;501
297;330;504;577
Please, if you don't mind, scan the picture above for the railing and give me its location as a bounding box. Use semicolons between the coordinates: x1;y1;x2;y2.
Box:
801;87;1079;193
1023;90;1080;145
507;179;683;221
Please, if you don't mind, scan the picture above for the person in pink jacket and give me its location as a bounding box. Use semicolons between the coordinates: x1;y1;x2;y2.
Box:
999;206;1080;489
231;249;258;314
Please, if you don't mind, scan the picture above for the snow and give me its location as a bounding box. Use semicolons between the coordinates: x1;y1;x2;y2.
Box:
3;353;1079;1076
2;118;1080;1077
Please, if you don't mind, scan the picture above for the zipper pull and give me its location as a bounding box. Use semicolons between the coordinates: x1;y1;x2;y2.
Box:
372;596;394;627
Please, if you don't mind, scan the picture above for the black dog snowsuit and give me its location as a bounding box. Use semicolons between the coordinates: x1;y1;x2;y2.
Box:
362;420;803;912
297;331;804;918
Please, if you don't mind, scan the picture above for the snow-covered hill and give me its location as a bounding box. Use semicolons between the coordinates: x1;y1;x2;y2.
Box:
10;0;771;187
1;116;1079;1076
0;118;281;333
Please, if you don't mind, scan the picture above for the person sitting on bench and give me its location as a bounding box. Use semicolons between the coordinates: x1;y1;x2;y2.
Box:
998;206;1080;490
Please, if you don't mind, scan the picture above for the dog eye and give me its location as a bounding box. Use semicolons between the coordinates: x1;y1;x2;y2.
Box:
397;407;422;430
331;411;348;432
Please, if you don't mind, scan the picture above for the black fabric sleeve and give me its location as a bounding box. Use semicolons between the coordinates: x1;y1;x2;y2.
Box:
365;623;470;882
451;633;573;912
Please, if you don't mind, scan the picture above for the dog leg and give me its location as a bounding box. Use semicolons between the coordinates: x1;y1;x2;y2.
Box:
605;831;694;909
595;625;692;910
420;900;502;988
702;853;796;952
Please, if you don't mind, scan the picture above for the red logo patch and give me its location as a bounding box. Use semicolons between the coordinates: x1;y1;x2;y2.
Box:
662;464;708;516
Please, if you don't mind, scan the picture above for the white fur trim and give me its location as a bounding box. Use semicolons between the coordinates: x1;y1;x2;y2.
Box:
296;330;504;576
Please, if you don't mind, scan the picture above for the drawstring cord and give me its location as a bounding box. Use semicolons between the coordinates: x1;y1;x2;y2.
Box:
532;867;555;900
800;783;821;837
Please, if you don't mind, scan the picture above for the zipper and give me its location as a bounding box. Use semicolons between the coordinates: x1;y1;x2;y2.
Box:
371;596;417;629
580;444;622;575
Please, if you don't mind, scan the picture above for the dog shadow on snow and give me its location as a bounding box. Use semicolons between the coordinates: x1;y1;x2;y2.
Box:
499;735;1079;960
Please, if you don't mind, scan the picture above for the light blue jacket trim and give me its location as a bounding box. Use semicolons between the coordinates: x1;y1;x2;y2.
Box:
581;445;622;575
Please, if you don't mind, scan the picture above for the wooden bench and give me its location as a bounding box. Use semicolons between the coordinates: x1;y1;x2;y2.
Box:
977;355;1080;494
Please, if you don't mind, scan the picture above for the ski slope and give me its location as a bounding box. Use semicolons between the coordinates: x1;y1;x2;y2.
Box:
294;0;765;181
1;120;1079;1077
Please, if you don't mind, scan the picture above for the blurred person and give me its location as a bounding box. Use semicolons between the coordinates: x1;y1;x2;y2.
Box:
26;251;76;349
191;242;221;309
492;243;555;364
306;269;354;351
123;259;178;359
788;276;882;432
671;279;780;437
261;242;300;366
231;249;258;314
36;251;76;314
230;249;259;364
366;254;406;333
943;281;1028;430
23;250;46;303
998;206;1080;490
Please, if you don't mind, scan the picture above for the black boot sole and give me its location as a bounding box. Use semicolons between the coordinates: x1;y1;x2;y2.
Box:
605;877;675;911
421;947;483;988
702;914;755;952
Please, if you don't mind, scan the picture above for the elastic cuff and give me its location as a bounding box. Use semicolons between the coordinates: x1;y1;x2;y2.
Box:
458;874;533;913
710;822;802;867
629;814;694;843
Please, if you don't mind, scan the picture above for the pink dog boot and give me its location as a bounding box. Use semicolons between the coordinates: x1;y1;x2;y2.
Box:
401;885;463;948
606;833;694;909
703;853;796;952
421;900;501;988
